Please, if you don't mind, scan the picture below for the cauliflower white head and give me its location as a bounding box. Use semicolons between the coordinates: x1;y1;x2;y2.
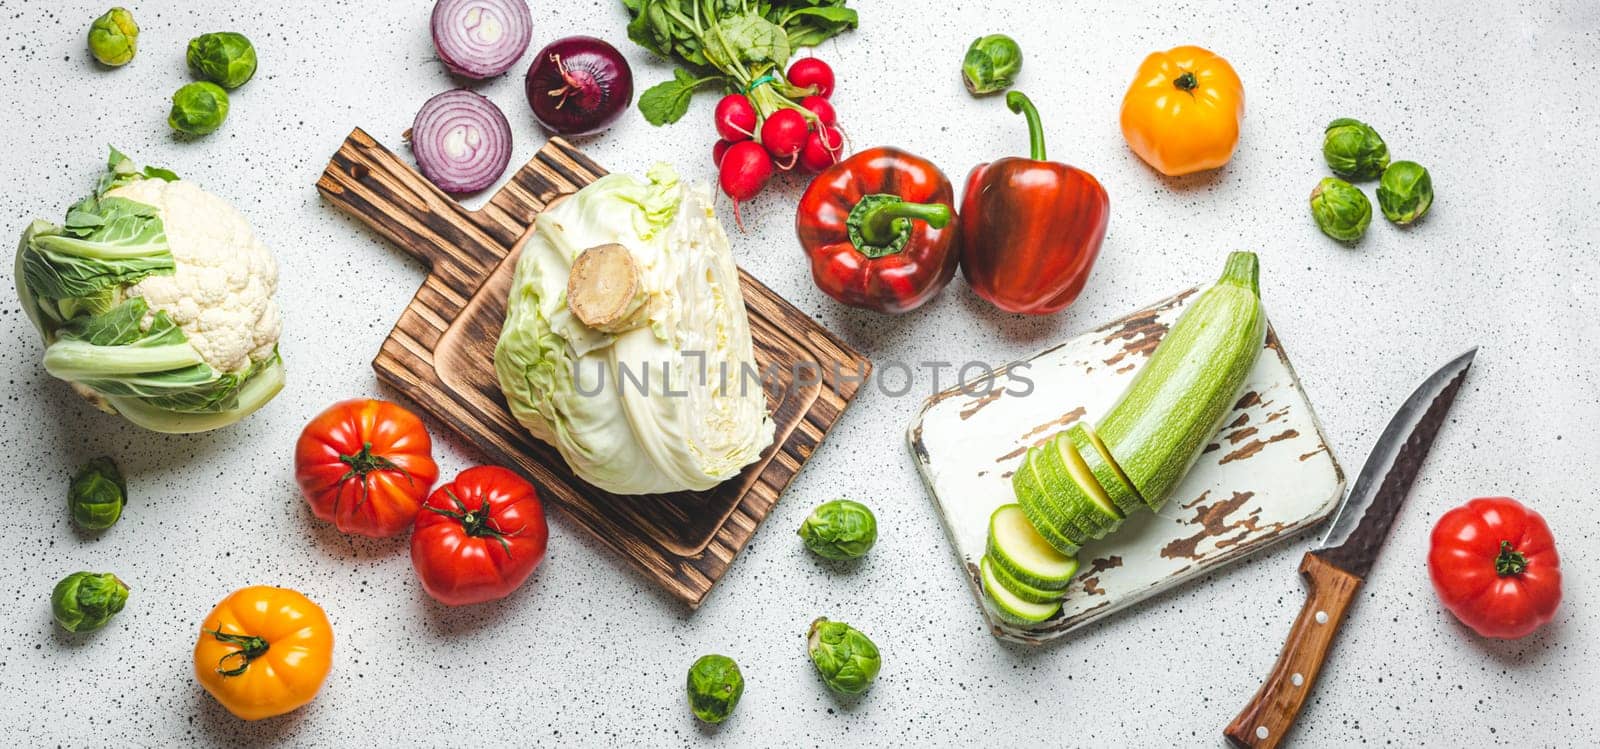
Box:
14;148;284;433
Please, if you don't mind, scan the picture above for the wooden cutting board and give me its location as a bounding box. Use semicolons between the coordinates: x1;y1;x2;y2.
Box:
317;129;870;607
909;288;1345;644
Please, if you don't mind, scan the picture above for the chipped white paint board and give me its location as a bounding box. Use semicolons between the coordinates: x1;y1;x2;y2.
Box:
908;288;1346;645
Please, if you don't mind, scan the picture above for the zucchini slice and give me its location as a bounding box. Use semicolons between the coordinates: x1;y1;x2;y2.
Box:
1065;423;1145;516
1010;448;1083;556
1037;434;1122;538
1097;251;1267;510
986;552;1067;604
1024;447;1097;545
982;556;1061;626
987;504;1078;590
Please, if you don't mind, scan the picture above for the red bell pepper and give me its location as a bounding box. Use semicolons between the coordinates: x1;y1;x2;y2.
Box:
1428;497;1561;639
796;147;958;314
959;92;1110;315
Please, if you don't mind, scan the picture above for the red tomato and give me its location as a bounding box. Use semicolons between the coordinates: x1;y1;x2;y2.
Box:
295;399;439;537
411;466;548;606
1428;497;1561;639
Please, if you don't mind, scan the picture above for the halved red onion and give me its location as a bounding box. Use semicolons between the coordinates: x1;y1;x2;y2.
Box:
410;89;513;194
431;0;532;79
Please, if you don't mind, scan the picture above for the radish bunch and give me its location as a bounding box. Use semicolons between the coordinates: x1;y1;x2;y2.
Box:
714;57;846;227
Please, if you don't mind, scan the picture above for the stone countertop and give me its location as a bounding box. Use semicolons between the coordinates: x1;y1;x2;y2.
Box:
0;0;1594;746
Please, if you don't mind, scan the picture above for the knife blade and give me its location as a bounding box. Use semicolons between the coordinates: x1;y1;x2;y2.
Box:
1224;348;1476;749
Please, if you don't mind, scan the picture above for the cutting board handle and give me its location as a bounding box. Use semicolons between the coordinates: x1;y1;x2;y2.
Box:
1224;552;1363;748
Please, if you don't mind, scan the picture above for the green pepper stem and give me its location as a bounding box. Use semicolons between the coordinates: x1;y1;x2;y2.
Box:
1005;91;1047;161
1494;540;1528;576
1173;71;1199;92
857;200;951;246
1218;251;1261;296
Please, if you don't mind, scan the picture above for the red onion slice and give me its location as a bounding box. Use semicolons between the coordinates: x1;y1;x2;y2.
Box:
431;0;532;79
411;89;513;194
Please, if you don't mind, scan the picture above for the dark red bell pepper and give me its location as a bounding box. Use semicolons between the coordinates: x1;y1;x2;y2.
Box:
796;147;958;314
959;91;1110;315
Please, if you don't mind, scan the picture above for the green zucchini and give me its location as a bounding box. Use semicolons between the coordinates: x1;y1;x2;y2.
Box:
1010;448;1084;555
1037;434;1122;538
1065;423;1145;516
1096;251;1267;510
985;553;1065;604
986;504;1078;590
982;556;1061;626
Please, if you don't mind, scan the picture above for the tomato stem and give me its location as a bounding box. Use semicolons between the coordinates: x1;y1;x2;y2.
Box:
337;442;410;510
1494;540;1528;576
424;489;516;556
1005;91;1047;161
207;627;270;677
1173;71;1199;93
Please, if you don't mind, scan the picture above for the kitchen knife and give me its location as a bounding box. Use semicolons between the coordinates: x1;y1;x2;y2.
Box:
1223;348;1476;749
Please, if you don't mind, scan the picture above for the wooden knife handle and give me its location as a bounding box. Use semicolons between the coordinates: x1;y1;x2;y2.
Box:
1224;552;1363;748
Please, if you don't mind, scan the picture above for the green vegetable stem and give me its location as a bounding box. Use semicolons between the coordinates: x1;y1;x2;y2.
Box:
624;0;858;125
169;82;230;135
686;654;744;724
51;572;129;633
1310;177;1373;242
797;499;877;560
962;34;1022;95
1376;160;1433;225
187;32;258;89
1322;118;1390;181
69;457;125;530
88;8;138;67
807;618;880;695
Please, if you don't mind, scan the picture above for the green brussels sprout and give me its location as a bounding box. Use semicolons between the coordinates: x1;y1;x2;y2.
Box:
1322;118;1390;181
88;8;138;67
797;499;877;560
962;34;1023;96
69;457;125;531
187;32;258;89
169;82;230;135
806;618;880;695
1376;160;1433;225
686;654;744;724
51;572;129;633
1310;177;1372;242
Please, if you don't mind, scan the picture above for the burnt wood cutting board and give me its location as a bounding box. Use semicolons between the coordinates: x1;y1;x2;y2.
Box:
317;129;870;607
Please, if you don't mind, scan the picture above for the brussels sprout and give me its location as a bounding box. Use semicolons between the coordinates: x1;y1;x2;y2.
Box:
51;572;128;633
686;654;744;724
797;499;877;560
1376;160;1433;225
169;82;230;135
962;34;1023;96
806;618;880;695
1322;118;1390;181
187;32;258;89
69;457;125;530
1309;177;1372;242
88;8;138;67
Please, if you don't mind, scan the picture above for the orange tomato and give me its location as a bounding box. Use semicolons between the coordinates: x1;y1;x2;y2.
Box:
1119;46;1244;176
194;586;334;720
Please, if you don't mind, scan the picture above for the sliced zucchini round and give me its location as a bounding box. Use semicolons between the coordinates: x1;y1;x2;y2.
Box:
986;552;1066;604
1037;435;1122;538
1024;446;1098;543
982;556;1061;626
1011;448;1083;556
1066;422;1146;516
986;504;1077;590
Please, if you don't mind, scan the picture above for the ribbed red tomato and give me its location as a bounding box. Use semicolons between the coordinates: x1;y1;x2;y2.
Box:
1428;497;1561;639
411;466;548;606
294;399;439;537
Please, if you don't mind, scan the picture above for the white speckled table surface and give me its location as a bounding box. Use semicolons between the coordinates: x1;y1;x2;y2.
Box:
1;1;1596;746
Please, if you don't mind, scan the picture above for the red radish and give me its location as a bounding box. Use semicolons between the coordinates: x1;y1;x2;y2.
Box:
713;138;734;167
787;57;835;98
798;124;844;173
759;108;809;169
718;141;773;230
714;94;757;141
800;95;836;126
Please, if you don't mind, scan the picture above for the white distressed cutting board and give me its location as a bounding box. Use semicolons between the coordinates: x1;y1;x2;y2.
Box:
908;288;1345;645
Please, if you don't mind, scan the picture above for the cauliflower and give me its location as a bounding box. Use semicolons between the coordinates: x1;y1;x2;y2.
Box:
109;178;280;373
14;148;284;433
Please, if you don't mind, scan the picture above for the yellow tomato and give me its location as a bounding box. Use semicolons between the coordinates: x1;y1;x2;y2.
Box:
1120;46;1244;176
194;586;334;720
